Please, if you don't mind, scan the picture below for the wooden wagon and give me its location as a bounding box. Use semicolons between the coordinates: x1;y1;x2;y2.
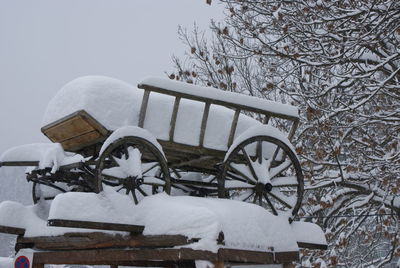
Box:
0;76;304;219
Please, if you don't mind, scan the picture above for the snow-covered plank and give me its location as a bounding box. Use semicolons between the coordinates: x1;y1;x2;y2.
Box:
47;219;144;234
16;232;199;250
0;224;25;235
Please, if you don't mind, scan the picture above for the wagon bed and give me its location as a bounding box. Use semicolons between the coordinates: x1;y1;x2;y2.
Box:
40;77;299;173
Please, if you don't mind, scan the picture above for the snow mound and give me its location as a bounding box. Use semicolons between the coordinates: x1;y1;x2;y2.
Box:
0;143;84;173
0;200;79;237
0;187;326;251
42;76;143;130
49;187;302;252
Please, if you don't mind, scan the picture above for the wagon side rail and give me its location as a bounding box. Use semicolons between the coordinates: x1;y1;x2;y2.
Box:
138;78;300;150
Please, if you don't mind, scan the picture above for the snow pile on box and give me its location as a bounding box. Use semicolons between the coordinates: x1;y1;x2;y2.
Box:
0;187;326;252
0;200;77;237
40;76;264;151
0;143;84;172
48;187;318;252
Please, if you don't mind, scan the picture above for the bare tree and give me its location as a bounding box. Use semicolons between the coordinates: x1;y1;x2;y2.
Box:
170;0;400;266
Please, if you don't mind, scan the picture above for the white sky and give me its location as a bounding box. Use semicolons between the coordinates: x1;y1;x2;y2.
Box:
0;0;223;154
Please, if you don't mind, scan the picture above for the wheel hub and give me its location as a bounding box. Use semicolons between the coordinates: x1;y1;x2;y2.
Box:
264;183;273;192
124;176;143;190
255;182;273;193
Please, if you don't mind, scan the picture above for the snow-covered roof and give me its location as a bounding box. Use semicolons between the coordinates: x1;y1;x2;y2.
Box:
0;187;326;252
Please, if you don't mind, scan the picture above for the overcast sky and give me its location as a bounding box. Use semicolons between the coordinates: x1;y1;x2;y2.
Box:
0;0;223;154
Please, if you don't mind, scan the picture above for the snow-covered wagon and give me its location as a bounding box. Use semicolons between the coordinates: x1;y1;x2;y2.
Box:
0;76;304;218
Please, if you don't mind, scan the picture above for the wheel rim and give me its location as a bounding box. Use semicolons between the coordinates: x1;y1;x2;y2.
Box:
219;136;304;217
32;182;67;204
96;136;171;204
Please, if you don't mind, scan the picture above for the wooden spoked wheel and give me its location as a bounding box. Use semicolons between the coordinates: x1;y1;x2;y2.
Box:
218;136;304;217
96;136;171;204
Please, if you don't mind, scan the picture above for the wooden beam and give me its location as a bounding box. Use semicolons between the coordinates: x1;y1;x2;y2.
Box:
33;248;218;265
47;219;144;234
0;161;39;167
218;249;274;264
138;90;150;128
199;102;211;147
169;97;181;142
227;109;240;148
274;251;299;263
0;225;25;235
17;232;198;250
297;242;327;250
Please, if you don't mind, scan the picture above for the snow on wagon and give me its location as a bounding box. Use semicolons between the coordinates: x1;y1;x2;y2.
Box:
0;76;304;218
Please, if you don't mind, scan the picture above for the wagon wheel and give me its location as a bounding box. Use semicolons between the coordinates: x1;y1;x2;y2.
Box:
32;182;67;204
96;136;171;204
218;136;304;218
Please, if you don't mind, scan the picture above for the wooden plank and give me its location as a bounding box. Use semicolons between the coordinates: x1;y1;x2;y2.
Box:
0;161;39;167
44;115;95;142
227;109;240;148
33;248;218;265
60;130;103;151
47;219;144;234
17;233;199;250
0;225;25;235
218;248;274;264
137;84;299;122
274;251;299;263
42;110;108;142
199;102;211;147
138;90;150;128
169;97;181;141
297;242;328;250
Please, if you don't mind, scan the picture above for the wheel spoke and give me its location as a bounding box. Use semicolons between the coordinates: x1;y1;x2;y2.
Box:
258;193;263;206
263;193;278;216
123;143;130;160
253;192;258;203
131;189;139;204
271;176;298;187
137;186;148;197
268;191;293;209
229;163;256;183
241;148;259;181
241;190;255;202
142;162;159;175
225;180;254;190
256;141;263;164
269;159;293;179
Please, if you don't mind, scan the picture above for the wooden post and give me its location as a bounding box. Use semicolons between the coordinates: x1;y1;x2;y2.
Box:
199;102;211;147
213;261;224;268
32;263;44;268
227;109;240;148
169;97;181;141
110;265;118;268
138;90;150;128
